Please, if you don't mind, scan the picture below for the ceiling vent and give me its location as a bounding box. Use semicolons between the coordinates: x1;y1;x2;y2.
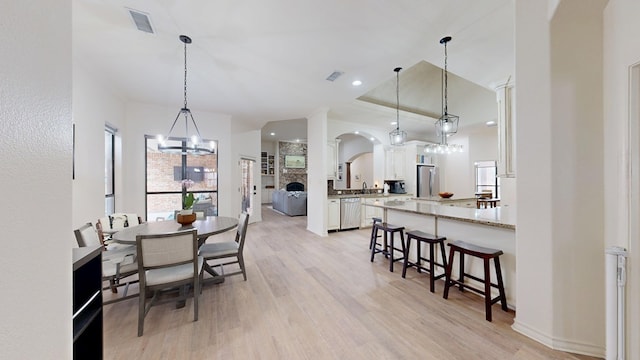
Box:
127;8;154;34
325;71;344;82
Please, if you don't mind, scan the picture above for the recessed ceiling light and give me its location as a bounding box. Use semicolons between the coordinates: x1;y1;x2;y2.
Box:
370;137;375;141
354;131;359;134
270;132;275;136
486;120;497;126
352;80;362;86
391;121;397;125
296;139;300;142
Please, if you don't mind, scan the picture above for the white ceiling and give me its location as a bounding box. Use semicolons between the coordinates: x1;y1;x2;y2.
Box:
73;0;514;141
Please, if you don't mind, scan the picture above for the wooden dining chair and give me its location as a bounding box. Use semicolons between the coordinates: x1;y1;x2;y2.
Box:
198;212;250;281
136;228;203;336
74;223;138;294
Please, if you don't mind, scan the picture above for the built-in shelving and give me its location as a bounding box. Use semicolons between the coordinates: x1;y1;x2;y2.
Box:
261;152;275;176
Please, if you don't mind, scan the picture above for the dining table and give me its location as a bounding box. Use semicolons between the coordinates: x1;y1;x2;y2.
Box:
111;215;239;294
111;216;238;246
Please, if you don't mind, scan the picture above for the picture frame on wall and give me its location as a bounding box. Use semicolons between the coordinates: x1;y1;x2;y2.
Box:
285;155;305;168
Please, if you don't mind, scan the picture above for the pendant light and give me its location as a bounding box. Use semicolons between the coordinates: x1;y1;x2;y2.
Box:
425;36;462;154
157;35;215;155
389;67;407;146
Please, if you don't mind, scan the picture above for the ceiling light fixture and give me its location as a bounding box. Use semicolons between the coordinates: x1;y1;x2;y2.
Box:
425;36;462;154
389;67;407;146
352;80;362;86
157;35;214;155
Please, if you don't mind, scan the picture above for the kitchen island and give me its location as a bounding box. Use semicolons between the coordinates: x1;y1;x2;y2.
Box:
364;199;517;307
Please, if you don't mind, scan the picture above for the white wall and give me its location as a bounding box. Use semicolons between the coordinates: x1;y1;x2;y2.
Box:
513;0;606;357
603;0;640;357
350;153;374;189
72;65;125;229
120;102;233;218
307;109;329;236
0;1;72;358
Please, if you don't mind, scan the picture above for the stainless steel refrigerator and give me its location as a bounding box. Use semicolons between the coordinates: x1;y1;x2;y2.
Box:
416;165;440;198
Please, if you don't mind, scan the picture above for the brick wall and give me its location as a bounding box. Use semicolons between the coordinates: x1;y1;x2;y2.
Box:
146;151;218;218
278;141;307;189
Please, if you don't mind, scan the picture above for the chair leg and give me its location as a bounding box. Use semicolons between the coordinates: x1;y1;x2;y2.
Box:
428;243;435;293
439;241;448;271
370;227;378;262
494;257;508;311
443;248;456;299
238;255;247;281
109;278;118;293
389;232;395;272
458;253;465;292
194;278;199;322
401;236;411;278
138;287;145;337
484;258;492;321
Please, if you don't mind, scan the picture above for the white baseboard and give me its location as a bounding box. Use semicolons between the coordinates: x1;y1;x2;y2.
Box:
512;319;605;358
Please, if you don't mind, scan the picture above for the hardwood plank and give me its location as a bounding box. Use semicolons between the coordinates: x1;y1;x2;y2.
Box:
102;206;600;359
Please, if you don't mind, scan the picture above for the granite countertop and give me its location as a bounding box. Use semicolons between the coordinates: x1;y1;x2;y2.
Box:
364;199;515;230
328;193;411;199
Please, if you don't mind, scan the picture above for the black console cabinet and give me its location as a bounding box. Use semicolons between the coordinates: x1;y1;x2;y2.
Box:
73;246;103;360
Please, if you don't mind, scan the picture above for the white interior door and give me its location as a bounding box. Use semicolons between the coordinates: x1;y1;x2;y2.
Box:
240;158;256;219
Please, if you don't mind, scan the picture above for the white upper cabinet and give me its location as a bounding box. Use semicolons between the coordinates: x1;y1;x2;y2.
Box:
327;140;338;179
496;82;516;178
385;147;406;180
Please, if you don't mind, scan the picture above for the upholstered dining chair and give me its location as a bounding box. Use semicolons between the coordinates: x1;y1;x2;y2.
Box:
199;212;250;281
136;229;203;336
74;223;138;294
97;213;143;248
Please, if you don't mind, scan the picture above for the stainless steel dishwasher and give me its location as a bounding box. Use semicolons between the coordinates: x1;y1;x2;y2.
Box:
340;197;361;230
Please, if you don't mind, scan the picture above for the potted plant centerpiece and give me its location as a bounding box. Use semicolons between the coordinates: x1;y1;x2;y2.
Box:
177;179;198;225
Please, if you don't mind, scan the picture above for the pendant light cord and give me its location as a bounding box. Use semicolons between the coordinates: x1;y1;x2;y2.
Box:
394;67;402;131
183;40;188;109
443;39;448;116
396;68;400;131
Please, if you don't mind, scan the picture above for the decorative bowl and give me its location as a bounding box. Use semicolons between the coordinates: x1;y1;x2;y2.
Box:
439;192;454;198
177;213;197;225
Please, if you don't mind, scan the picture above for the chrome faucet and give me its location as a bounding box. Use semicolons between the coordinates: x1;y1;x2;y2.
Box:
362;181;368;194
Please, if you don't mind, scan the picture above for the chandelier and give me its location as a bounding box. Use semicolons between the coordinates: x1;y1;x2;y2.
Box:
425;36;462;154
389;67;407;146
157;35;215;155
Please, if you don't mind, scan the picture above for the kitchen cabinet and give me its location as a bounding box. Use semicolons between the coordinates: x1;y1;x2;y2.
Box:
261;188;274;204
360;197;384;228
327;139;339;179
496;82;515;178
384;147;406;180
328;199;340;230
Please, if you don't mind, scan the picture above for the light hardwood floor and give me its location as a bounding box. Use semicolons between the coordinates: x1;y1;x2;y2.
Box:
103;206;599;359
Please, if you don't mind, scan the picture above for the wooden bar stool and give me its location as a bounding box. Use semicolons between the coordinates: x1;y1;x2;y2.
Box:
401;230;447;293
370;222;405;272
368;217;382;250
443;240;508;321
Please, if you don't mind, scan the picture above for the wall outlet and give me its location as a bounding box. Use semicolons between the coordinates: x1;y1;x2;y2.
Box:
337;191;342;194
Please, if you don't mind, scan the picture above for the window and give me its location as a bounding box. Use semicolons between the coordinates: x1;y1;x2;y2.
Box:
475;160;499;198
145;136;218;220
105;127;116;215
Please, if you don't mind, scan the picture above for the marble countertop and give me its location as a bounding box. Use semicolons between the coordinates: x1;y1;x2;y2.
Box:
364;199;515;230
